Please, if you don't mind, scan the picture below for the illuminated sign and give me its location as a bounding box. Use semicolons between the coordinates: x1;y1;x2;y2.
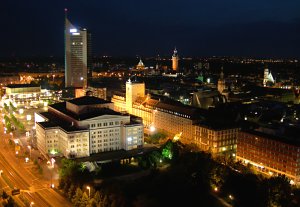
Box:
70;28;77;33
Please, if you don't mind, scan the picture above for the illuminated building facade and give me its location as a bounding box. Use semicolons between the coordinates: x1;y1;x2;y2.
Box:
3;84;41;105
172;48;179;71
263;66;275;87
195;124;238;155
65;10;92;88
237;130;300;185
136;58;145;70
75;86;107;100
35;96;143;158
112;80;237;150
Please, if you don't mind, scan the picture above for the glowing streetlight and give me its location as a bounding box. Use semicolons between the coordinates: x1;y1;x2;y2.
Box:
149;125;156;132
19;108;24;114
26;115;32;121
87;186;91;198
50;158;55;168
30;201;34;207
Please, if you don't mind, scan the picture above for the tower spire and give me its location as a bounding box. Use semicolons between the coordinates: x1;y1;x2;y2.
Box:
220;66;224;80
173;47;178;57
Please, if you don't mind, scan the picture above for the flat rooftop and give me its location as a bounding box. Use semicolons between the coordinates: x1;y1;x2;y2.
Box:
49;102;123;121
6;84;40;88
67;96;111;106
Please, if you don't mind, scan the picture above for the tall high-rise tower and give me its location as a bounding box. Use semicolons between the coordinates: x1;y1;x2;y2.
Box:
172;47;179;72
218;66;226;93
65;9;92;88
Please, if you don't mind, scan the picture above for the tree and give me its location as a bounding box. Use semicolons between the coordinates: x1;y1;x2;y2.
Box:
1;191;8;199
149;132;167;144
80;192;89;207
5;196;16;207
148;151;161;168
3;103;9;113
9;102;16;112
265;175;292;207
68;184;76;200
93;191;101;206
161;140;173;160
72;187;83;207
102;195;110;207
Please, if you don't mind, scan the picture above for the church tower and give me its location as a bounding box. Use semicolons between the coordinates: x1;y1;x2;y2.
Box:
172;47;179;72
218;66;226;93
136;58;145;70
263;65;269;87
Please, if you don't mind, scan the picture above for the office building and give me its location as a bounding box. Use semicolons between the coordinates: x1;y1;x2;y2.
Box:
237;129;300;185
194;124;238;155
65;9;92;88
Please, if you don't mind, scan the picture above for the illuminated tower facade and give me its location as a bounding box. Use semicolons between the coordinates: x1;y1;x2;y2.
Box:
65;9;92;88
172;47;179;72
126;79;145;114
136;58;145;70
263;67;269;87
217;67;226;93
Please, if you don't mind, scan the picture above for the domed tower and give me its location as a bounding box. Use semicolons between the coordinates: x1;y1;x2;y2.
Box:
172;47;179;72
136;58;145;70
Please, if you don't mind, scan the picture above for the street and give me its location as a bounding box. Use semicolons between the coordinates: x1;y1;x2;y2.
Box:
0;106;72;207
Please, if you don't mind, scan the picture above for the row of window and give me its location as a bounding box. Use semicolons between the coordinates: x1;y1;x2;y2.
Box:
90;121;120;128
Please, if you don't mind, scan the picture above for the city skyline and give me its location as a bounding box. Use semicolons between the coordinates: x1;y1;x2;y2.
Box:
1;0;300;58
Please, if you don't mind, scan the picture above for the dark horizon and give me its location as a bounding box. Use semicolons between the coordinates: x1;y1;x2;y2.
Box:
1;0;300;58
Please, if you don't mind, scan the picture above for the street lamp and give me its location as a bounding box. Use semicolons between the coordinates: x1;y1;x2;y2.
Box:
87;186;90;198
30;202;34;207
149;125;156;133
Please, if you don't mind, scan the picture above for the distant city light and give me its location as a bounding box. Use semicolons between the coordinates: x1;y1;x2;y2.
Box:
26;115;32;121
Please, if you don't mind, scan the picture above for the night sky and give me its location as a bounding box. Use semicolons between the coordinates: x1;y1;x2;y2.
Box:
1;0;300;58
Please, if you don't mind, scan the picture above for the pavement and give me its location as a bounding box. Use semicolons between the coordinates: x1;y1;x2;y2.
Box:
0;107;72;207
